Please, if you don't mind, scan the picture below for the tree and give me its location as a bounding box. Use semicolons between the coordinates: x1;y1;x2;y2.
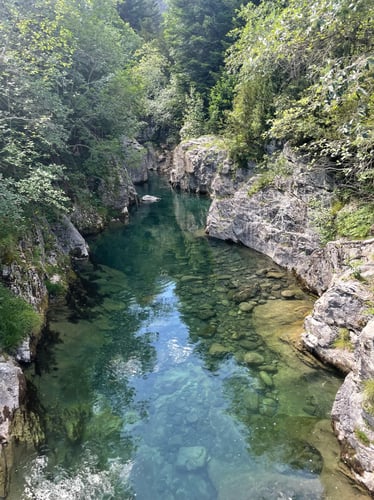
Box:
117;0;161;39
180;87;206;140
225;0;374;195
0;0;145;237
163;0;242;98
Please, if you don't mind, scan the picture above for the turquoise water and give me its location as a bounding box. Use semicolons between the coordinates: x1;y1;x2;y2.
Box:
10;175;369;499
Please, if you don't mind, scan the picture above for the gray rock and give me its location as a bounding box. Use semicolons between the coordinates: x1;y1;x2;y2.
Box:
170;136;249;195
0;357;26;497
53;215;89;259
303;279;371;373
238;301;255;312
209;343;231;358
0;357;25;443
122;139;155;184
332;369;374;493
141;195;161;203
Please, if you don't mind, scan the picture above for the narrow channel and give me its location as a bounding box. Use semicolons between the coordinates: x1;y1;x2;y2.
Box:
10;175;368;499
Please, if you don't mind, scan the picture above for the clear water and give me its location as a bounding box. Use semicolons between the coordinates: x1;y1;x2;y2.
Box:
10;175;369;499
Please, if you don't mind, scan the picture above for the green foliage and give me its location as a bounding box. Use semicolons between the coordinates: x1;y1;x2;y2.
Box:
208;72;237;133
118;0;161;39
45;279;67;298
132;43;185;143
0;0;145;253
247;171;277;197
163;0;242;98
226;0;374;197
335;203;374;240
309;197;374;244
0;283;41;351
355;428;371;446
180;87;207;141
247;154;292;196
0;175;25;238
332;328;353;351
17;165;70;215
308;198;338;245
364;379;374;407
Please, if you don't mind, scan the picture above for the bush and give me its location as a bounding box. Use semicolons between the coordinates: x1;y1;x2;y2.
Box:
332;328;353;351
364;379;374;407
336;203;374;240
0;283;41;351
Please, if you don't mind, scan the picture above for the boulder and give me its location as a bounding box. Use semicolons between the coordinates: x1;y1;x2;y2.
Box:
141;195;161;203
53;215;89;259
209;343;231;358
243;352;265;365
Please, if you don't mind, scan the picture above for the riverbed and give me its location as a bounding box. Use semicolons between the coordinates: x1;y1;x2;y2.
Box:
9;175;369;499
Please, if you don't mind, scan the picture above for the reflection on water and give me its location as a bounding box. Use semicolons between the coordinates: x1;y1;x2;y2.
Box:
10;175;369;499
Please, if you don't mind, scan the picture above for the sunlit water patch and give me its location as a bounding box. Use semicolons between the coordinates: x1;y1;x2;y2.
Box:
10;175;369;499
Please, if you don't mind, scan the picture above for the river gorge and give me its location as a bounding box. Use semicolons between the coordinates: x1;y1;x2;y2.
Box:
8;175;369;499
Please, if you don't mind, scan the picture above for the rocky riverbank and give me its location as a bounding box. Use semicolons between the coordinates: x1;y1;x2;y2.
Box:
169;136;374;494
0;141;155;498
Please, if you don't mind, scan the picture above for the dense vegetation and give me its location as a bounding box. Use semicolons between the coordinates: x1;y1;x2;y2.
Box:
226;1;374;197
0;0;373;348
0;0;143;241
0;282;41;350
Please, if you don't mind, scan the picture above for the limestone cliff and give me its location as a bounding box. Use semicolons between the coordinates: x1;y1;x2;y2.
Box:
169;136;374;494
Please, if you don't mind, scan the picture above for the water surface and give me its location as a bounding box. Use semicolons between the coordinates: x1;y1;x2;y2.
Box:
11;175;369;499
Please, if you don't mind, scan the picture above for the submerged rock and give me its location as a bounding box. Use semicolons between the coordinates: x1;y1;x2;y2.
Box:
238;301;255;312
176;446;207;471
259;371;273;387
281;289;297;299
209;343;231;358
243;352;265;365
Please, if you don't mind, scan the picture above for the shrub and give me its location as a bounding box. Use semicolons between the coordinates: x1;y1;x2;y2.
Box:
0;283;41;351
336;203;374;240
355;428;370;446
332;328;353;351
364;379;374;407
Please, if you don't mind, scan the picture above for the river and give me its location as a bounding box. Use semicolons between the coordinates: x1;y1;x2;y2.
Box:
9;175;369;499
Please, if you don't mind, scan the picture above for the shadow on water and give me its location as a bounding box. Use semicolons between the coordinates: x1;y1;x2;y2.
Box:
9;174;370;499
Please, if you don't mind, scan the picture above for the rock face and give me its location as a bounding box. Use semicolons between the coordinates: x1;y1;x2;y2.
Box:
123;139;156;185
52;215;89;259
71;141;150;234
207;164;336;295
170;136;248;194
0;357;26;498
170;137;374;493
303;279;373;373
